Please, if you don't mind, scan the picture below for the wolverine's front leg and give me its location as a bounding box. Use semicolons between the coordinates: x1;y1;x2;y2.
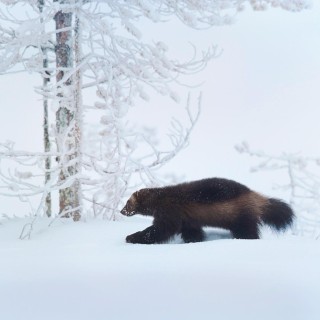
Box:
126;212;182;244
126;219;180;244
126;226;158;244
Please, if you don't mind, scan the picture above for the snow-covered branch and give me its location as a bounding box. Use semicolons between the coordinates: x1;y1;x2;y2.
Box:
0;0;310;236
236;141;320;239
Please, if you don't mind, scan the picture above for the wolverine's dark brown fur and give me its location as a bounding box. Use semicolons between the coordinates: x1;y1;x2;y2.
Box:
121;178;294;244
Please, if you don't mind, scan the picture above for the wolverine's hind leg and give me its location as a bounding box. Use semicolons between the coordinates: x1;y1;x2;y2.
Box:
230;211;260;239
181;224;205;243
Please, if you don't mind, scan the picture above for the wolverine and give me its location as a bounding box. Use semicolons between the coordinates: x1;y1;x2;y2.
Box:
121;178;294;244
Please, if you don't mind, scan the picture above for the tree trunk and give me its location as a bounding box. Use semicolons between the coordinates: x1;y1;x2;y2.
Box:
39;0;52;218
54;1;81;221
43;53;52;217
73;7;83;221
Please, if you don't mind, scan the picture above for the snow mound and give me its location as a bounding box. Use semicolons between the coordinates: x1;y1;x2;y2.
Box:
0;217;319;320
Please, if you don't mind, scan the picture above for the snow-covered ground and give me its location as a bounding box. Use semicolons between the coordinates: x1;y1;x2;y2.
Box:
0;3;319;320
0;216;319;320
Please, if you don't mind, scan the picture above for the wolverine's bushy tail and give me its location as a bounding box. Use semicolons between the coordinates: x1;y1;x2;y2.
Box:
262;198;294;231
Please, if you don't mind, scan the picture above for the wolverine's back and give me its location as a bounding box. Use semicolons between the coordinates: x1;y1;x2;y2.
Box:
163;178;251;204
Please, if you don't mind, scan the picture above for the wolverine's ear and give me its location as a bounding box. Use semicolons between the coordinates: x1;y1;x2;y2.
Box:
129;192;138;205
134;189;142;199
136;188;150;198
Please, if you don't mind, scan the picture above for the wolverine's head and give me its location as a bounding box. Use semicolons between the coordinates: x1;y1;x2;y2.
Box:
120;188;156;216
121;191;139;216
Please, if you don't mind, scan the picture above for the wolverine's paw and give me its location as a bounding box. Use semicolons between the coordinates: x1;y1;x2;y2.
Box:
181;227;205;243
126;231;143;244
126;226;157;244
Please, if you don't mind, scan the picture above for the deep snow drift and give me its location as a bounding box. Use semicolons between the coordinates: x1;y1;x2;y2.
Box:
0;216;319;320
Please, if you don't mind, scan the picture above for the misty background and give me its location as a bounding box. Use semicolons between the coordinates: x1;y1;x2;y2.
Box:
1;2;319;216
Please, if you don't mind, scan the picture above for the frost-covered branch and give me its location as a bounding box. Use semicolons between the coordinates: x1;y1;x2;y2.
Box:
0;0;310;236
236;141;320;239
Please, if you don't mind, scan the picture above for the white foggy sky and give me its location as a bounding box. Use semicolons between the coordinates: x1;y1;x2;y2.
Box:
138;2;320;194
0;2;320;215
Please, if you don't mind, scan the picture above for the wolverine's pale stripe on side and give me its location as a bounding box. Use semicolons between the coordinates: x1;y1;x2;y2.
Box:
121;178;294;244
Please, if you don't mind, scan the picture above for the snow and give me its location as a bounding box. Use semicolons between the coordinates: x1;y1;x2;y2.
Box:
0;217;319;320
0;2;319;319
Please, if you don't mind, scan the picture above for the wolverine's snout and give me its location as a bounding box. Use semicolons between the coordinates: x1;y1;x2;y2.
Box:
120;207;136;216
120;207;128;215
